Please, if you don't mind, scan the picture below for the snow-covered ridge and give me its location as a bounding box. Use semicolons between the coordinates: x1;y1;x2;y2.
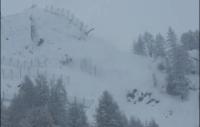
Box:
1;7;199;127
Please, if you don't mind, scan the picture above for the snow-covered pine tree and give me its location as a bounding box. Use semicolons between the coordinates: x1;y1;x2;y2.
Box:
128;116;144;127
181;30;196;50
164;27;178;73
67;98;89;127
8;76;36;127
166;45;191;99
172;45;192;75
1;100;9;127
194;30;199;50
143;32;155;57
133;35;146;56
146;119;159;127
164;27;192;99
154;33;165;59
181;30;199;51
19;106;55;127
121;114;129;127
165;27;177;59
95;91;127;127
49;78;69;127
34;75;50;107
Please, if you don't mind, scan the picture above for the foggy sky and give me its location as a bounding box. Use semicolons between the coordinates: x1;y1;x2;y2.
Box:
2;0;199;51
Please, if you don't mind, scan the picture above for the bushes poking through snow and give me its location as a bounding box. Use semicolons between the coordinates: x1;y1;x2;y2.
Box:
60;54;73;66
126;89;160;106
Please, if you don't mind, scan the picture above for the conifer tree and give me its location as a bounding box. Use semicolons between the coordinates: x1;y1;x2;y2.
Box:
165;27;177;61
95;91;126;127
1;100;9;127
166;45;191;99
165;27;192;99
34;75;50;107
49;78;68;127
133;35;146;56
165;27;178;73
67;98;89;127
146;120;159;127
8;76;36;127
143;32;155;57
19;106;54;127
128;117;144;127
154;33;165;58
181;30;199;50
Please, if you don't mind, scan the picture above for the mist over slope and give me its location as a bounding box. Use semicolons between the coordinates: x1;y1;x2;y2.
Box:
1;7;199;127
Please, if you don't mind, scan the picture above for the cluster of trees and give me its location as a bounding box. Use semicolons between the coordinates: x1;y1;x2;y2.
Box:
1;75;159;127
1;75;86;127
133;32;165;58
133;27;199;99
133;28;199;57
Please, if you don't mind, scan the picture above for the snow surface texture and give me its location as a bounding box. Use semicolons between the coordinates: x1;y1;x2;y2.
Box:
1;7;199;127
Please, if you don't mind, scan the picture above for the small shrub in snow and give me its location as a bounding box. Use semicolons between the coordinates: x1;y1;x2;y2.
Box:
37;38;44;46
60;54;73;66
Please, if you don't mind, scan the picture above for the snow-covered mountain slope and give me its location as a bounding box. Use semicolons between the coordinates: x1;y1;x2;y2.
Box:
1;7;199;127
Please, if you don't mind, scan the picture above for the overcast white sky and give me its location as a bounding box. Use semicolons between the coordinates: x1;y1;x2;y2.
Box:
2;0;199;51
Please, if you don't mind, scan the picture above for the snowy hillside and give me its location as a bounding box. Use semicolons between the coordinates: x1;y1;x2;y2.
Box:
1;7;199;127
